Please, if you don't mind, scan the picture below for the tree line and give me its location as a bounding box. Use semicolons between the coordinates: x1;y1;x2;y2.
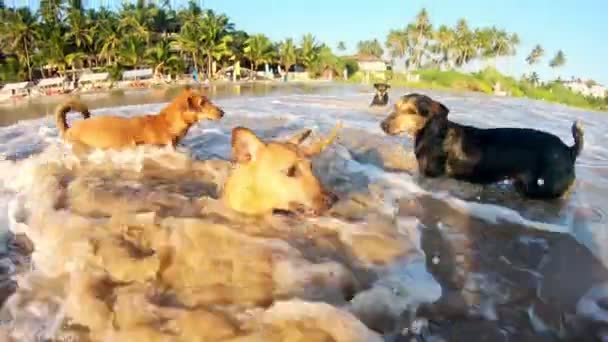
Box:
0;2;570;85
353;9;566;84
0;0;356;82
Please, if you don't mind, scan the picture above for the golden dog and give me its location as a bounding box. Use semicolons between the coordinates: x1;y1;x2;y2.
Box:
55;87;224;150
222;123;342;215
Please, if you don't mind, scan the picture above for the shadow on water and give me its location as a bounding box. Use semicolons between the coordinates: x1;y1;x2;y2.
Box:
393;193;608;341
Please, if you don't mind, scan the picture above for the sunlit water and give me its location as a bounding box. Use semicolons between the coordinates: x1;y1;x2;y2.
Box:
0;83;607;341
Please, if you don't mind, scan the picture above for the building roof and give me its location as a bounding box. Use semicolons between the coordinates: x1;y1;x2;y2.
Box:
1;82;32;91
122;68;154;80
351;54;385;62
37;77;66;87
79;72;110;83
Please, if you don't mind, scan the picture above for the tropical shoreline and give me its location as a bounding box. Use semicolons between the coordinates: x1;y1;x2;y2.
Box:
347;68;608;112
2;74;607;115
1;3;607;112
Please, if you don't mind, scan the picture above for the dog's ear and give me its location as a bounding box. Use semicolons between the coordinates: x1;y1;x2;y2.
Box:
186;94;205;111
231;127;265;164
302;122;342;157
430;101;449;118
285;129;313;145
426;115;448;136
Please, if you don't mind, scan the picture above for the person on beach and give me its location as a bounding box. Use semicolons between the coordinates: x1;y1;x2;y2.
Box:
234;61;241;81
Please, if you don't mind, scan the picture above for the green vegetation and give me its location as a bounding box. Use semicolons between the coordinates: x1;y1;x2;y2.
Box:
0;0;349;82
358;8;606;111
349;67;608;111
356;39;384;59
0;2;605;111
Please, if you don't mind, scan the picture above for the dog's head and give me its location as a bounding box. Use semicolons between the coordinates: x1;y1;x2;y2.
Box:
222;124;342;216
373;83;390;94
170;87;225;123
380;93;449;137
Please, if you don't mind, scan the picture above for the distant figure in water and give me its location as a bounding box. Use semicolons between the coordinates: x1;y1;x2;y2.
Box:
193;69;199;83
370;83;390;107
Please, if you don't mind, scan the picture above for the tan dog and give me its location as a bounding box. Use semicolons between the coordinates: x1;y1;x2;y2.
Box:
55;87;224;150
222;124;342;216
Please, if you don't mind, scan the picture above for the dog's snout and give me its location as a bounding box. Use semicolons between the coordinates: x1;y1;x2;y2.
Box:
323;192;339;208
218;108;225;118
380;120;389;132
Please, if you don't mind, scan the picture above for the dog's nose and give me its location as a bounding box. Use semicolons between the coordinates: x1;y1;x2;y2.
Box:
218;109;225;118
380;121;389;132
323;192;339;208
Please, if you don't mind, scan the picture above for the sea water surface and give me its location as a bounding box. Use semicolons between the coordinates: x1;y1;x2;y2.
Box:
0;83;607;341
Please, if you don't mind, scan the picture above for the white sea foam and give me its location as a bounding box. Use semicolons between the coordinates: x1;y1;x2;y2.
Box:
0;89;606;340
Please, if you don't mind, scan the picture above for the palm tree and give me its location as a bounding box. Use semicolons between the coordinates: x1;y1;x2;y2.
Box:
39;25;66;76
311;44;339;76
299;33;319;70
279;38;297;74
97;21;121;66
386;29;408;66
65;8;92;50
508;33;520;56
117;3;153;44
174;30;199;71
452;18;475;68
473;27;493;68
432;25;454;70
549;50;566;81
145;37;173;77
526;44;544;67
228;29;249;65
357;39;383;58
492;30;511;61
65;51;87;74
527;71;540;86
411;8;432;69
90;7;117;66
337;41;346;53
243;34;275;74
39;0;64;24
152;6;179;35
118;36;146;69
199;10;234;78
0;8;41;80
210;35;234;72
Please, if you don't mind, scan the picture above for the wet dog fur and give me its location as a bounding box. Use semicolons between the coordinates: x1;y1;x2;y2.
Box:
55;87;224;150
380;93;584;199
222;124;342;215
370;83;390;107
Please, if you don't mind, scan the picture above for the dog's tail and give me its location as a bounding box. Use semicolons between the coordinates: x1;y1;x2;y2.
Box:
570;120;584;159
55;98;91;135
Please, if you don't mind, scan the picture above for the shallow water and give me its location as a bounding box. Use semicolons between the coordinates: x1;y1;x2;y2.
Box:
0;83;607;341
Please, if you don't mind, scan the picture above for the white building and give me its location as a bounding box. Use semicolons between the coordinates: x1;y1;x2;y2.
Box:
589;85;607;98
354;54;387;72
563;80;607;98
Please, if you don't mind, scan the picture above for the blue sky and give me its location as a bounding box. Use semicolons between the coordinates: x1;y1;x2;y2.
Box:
22;0;606;84
199;0;607;85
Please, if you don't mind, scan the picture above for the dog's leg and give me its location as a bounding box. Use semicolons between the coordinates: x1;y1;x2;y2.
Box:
165;141;177;152
69;141;94;159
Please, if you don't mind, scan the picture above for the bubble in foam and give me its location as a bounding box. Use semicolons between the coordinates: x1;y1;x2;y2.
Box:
432;255;440;265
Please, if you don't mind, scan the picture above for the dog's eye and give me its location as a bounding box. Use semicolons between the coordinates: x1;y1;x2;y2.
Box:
285;165;298;177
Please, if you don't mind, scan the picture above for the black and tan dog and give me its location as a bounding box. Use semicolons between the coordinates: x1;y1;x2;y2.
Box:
380;93;584;199
370;83;390;107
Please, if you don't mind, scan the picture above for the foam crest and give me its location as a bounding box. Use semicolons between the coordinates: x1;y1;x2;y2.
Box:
1;145;435;341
